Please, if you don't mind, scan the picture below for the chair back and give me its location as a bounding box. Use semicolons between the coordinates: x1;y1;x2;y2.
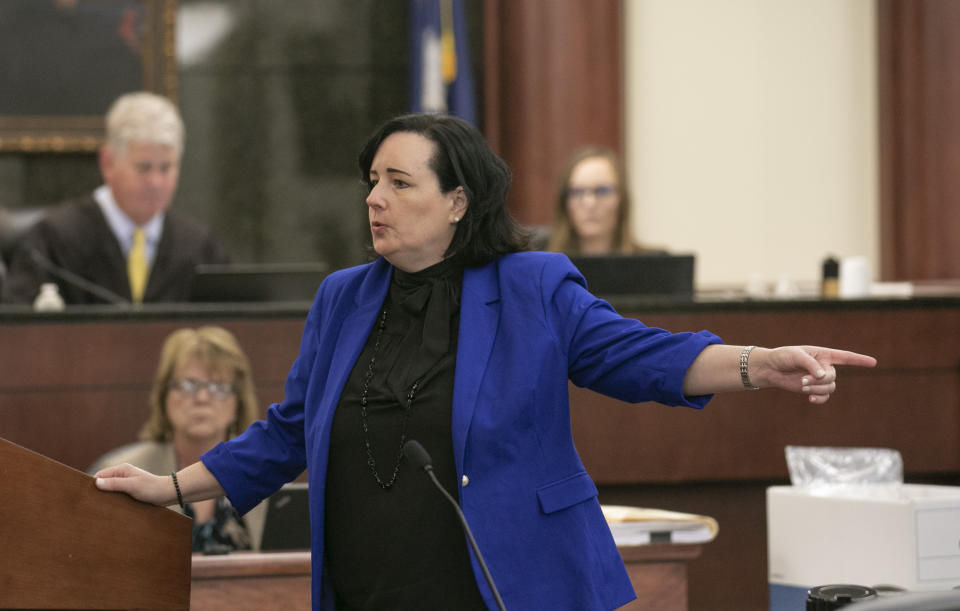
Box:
0;206;49;265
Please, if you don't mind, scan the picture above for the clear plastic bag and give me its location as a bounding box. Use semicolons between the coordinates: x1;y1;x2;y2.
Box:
785;446;903;496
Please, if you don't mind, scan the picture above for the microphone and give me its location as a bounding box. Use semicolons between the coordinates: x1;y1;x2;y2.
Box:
29;249;130;306
403;439;507;611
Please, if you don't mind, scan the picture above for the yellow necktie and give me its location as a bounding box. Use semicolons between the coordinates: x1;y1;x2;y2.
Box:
128;228;148;303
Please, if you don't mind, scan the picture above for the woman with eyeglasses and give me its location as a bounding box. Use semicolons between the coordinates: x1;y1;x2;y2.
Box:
547;146;660;255
88;325;264;553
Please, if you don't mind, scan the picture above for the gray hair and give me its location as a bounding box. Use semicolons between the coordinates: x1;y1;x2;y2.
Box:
104;91;184;157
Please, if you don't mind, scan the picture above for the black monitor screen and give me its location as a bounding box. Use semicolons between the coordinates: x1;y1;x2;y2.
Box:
566;253;695;300
259;482;311;551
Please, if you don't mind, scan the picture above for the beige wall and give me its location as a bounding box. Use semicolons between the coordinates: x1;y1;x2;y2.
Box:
624;0;878;290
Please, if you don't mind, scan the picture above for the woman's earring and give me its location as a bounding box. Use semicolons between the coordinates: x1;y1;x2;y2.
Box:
453;216;460;223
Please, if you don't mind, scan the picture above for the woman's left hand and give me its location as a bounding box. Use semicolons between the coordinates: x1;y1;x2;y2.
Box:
752;346;877;404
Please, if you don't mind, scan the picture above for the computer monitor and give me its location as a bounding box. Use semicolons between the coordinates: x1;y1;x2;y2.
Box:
189;262;329;303
259;482;311;551
566;253;695;300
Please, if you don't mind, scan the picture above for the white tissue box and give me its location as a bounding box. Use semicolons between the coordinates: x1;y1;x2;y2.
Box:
767;484;960;608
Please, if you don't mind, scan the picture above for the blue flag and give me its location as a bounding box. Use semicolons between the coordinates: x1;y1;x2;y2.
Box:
409;0;476;125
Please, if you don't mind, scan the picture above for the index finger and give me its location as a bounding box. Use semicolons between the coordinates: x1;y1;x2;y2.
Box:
824;349;877;368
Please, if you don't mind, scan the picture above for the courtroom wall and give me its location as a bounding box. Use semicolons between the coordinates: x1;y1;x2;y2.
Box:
625;0;879;289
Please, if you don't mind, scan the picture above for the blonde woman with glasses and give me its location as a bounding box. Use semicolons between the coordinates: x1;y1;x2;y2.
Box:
89;325;266;553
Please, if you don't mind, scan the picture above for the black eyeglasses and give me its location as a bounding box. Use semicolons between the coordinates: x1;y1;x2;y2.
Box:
567;184;617;201
168;378;235;401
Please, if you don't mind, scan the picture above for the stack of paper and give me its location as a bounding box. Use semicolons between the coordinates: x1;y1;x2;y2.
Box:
602;505;719;546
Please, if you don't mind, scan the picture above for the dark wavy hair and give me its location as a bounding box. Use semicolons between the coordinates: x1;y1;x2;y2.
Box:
358;113;529;267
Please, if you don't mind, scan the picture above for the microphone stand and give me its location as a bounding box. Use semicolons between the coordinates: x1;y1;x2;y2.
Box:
403;440;507;611
29;249;130;306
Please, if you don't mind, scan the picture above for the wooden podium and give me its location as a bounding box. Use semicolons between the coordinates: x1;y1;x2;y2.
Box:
0;438;192;610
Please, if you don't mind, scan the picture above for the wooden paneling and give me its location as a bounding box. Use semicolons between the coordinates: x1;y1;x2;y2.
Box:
483;0;623;225
190;546;702;611
0;317;304;471
192;552;311;610
619;544;703;611
878;0;960;280
573;306;960;484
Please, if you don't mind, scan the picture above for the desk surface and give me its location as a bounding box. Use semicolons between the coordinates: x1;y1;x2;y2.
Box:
2;291;960;322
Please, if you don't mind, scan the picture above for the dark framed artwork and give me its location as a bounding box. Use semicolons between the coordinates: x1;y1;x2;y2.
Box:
0;0;177;152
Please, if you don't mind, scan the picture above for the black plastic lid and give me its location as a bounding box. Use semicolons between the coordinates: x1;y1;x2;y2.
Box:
807;584;878;610
822;256;840;278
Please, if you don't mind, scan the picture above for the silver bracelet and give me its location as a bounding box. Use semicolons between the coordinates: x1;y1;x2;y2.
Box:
740;345;760;390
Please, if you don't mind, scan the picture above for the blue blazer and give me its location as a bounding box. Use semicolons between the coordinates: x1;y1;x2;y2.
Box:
203;252;721;610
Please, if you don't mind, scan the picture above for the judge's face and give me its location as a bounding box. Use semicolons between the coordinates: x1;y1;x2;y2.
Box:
165;358;237;447
365;132;466;272
566;156;621;244
100;141;180;227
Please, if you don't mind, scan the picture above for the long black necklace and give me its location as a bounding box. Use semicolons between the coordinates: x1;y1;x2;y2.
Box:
359;307;422;489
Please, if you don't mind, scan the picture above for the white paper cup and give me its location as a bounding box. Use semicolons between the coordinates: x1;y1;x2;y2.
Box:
839;256;870;298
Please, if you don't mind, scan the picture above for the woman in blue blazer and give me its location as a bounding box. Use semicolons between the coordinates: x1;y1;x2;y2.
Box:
97;114;877;610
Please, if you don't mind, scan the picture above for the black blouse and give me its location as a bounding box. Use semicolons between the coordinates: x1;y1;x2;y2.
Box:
324;258;487;610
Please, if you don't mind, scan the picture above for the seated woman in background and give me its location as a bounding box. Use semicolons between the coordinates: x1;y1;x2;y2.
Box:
547;146;661;255
89;326;265;553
